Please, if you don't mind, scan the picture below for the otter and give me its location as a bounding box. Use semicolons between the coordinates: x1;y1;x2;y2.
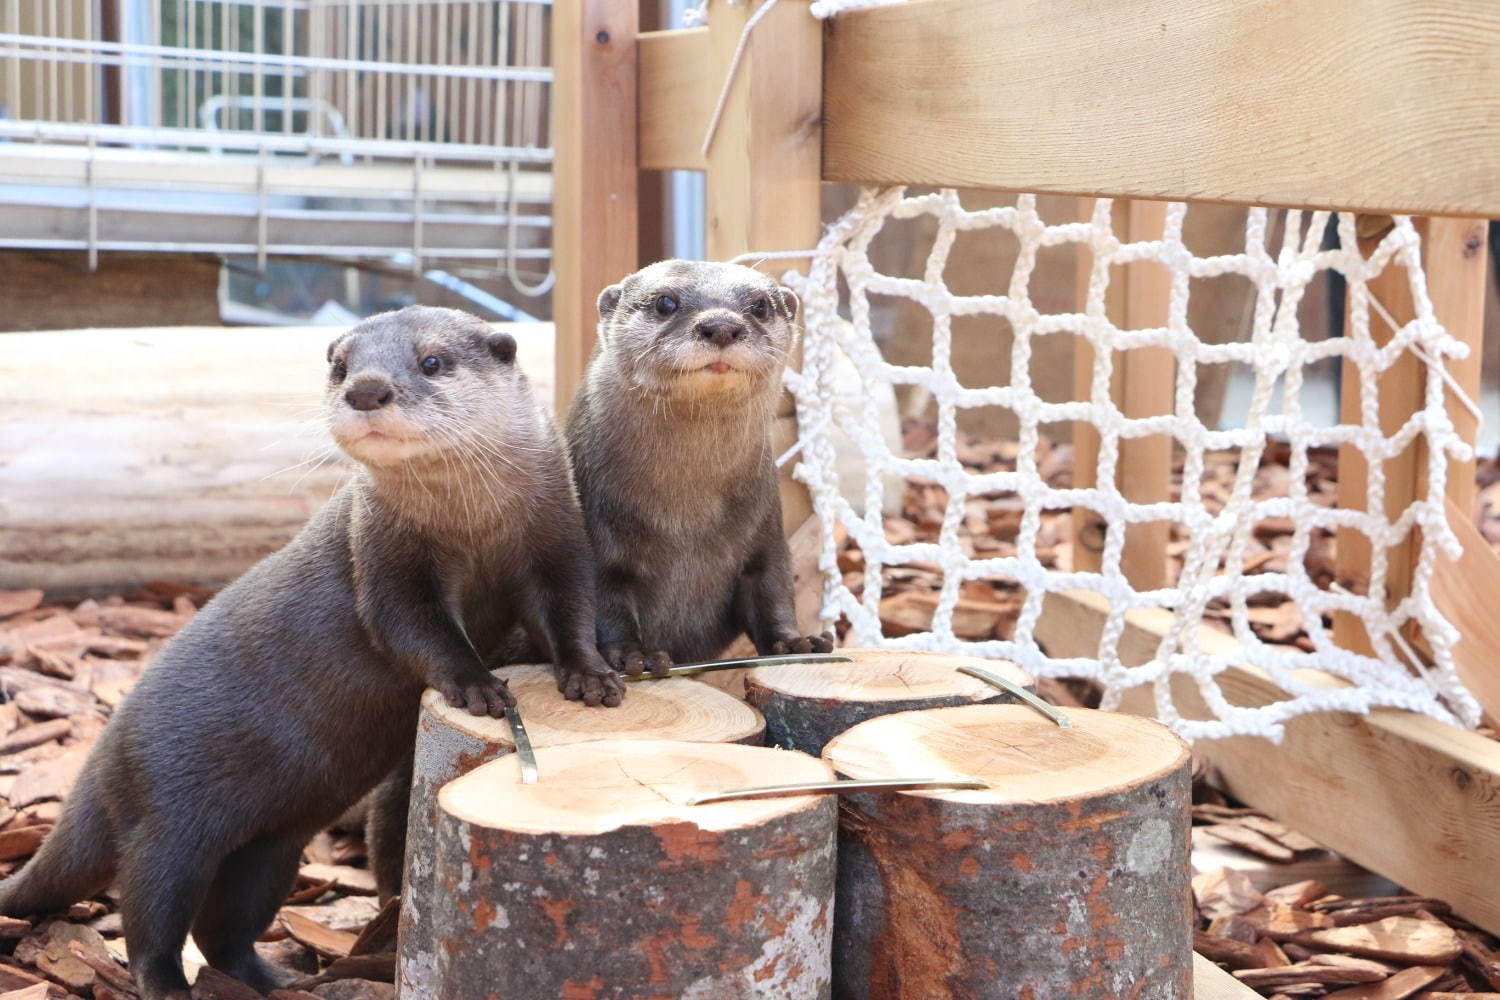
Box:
0;306;622;999
567;260;833;676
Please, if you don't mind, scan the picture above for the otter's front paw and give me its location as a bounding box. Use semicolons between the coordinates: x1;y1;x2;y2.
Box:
771;631;836;656
557;658;626;708
601;641;674;679
435;671;515;718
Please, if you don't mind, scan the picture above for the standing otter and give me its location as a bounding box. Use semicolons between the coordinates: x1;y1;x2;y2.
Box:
0;307;622;999
567;260;833;676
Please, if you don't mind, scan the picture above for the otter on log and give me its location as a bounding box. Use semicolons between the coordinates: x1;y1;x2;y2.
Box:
0;306;622;1000
567;260;833;677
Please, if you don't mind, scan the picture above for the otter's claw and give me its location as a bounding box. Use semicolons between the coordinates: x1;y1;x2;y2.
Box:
438;671;515;718
557;659;626;708
601;641;674;679
771;632;836;656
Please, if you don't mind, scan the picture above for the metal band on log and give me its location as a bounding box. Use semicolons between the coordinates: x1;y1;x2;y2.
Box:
822;704;1192;999
743;649;1034;754
396;665;765;997
429;740;838;998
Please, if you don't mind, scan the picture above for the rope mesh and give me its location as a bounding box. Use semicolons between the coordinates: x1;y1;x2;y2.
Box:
785;187;1480;741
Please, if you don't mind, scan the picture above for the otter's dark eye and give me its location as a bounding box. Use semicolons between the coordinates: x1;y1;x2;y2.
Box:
420;355;442;377
330;359;347;382
653;293;678;317
748;297;771;320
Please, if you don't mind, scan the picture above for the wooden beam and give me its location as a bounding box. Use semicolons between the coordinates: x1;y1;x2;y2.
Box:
638;28;710;172
552;0;639;411
1432;500;1500;723
1192;953;1260;1000
704;0;821;531
823;0;1500;216
1035;588;1500;936
1119;200;1174;589
1334;217;1425;656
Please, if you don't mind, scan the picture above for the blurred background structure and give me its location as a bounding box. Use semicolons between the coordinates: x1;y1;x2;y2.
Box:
0;0;555;326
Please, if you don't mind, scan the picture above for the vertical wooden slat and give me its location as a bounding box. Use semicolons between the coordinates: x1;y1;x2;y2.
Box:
1071;199;1171;587
703;0;822;531
551;0;639;411
1335;216;1424;656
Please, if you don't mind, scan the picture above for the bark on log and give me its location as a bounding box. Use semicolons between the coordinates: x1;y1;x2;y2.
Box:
743;648;1033;755
396;665;765;998
823;704;1192;999
427;740;837;998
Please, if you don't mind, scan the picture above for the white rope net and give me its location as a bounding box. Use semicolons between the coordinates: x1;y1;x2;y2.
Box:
784;187;1481;741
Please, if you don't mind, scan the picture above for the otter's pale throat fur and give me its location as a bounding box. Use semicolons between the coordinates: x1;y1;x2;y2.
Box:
0;307;622;1000
568;260;833;675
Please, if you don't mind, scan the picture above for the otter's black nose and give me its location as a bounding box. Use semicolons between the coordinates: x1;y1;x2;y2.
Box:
345;378;393;411
696;320;745;347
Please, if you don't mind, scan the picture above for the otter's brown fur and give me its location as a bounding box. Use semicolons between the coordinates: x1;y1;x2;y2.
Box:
0;306;621;999
567;260;832;675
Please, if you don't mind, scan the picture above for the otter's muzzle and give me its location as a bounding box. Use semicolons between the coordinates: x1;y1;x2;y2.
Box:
345;376;394;411
696;318;747;347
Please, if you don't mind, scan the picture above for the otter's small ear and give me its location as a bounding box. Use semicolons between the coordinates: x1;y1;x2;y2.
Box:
597;283;624;321
325;337;340;363
487;331;517;365
777;286;801;321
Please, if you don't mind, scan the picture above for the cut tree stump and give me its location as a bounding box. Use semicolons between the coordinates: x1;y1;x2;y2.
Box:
396;665;765;998
743;648;1033;755
425;740;837;998
823;704;1192;999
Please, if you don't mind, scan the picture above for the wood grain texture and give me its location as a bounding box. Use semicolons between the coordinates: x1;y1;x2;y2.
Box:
1423;218;1488;518
637;28;710;171
823;0;1500;215
551;0;638;411
1036;588;1500;935
0;323;554;593
1193;952;1261;999
1430;499;1500;724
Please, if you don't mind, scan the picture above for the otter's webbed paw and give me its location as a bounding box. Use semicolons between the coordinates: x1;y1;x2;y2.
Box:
771;631;836;656
435;670;515;718
601;641;674;679
556;656;626;707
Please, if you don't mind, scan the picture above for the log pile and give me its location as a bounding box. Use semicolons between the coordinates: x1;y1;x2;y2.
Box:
743;648;1033;754
425;740;837;998
823;703;1194;999
397;665;764;998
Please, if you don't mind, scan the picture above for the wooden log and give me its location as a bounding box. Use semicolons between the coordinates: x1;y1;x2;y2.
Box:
743;648;1034;755
0;323;555;594
395;664;764;998
823;704;1192;999
428;740;837;998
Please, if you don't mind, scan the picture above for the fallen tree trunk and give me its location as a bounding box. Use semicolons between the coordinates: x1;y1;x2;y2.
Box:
823;704;1193;999
428;740;837;998
743;648;1033;754
396;665;765;998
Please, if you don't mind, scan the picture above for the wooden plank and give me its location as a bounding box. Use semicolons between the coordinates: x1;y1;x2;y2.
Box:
1035;588;1500;936
1423;218;1488;518
1193;952;1261;1000
704;0;821;531
1119;200;1174;589
1335;217;1425;656
552;0;639;411
823;0;1500;216
0;323;555;593
1431;499;1500;723
638;28;710;172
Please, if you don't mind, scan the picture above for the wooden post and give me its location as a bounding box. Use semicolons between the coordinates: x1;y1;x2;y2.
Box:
744;648;1033;755
824;704;1192;999
1072;198;1173;587
429;741;837;997
396;665;764;998
552;0;638;411
1334;216;1425;655
704;0;822;530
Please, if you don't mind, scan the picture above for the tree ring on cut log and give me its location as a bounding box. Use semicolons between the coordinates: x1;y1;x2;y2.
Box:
823;704;1193;999
744;647;1033;755
397;665;765;998
429;740;838;998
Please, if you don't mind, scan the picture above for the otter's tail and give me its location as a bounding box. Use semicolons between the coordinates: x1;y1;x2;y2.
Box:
0;771;117;916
